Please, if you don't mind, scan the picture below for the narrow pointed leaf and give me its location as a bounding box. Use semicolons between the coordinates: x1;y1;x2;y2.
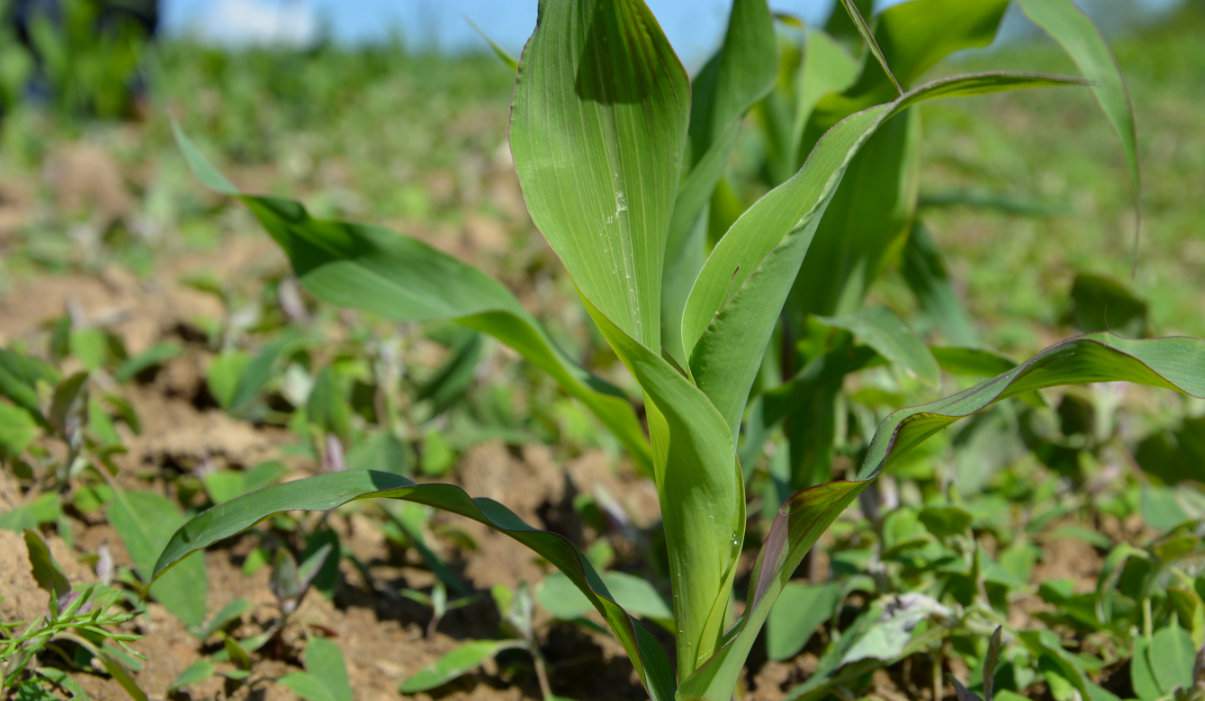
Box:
1018;0;1140;234
153;470;674;701
511;0;690;352
174;127;651;471
684;72;1080;432
838;0;902;94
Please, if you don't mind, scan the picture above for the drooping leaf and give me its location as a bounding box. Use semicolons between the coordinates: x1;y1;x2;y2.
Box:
858;334;1205;481
174;126;651;471
153;470;674;701
510;0;690;353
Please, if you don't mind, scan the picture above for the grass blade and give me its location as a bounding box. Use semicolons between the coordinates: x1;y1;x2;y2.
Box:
838;0;902;94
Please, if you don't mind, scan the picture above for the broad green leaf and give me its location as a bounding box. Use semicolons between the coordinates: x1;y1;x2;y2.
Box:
1134;415;1205;486
766;582;841;661
818;306;939;387
1147;622;1195;697
153;470;674;701
108;490;208;628
1130;634;1161;700
902;222;979;346
585;300;739;677
858;335;1205;481
1017;0;1140;227
664;0;776;362
510;0;690;353
174;126;651;471
684;72;1079;432
301;637;352;701
399;640;523;693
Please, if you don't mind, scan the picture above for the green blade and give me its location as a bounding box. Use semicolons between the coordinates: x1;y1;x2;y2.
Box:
153;470;674;701
859;334;1205;481
664;0;776;363
173;127;651;471
585;299;740;679
511;0;690;353
1018;0;1140;253
682;334;1204;701
684;71;1080;432
838;0;902;94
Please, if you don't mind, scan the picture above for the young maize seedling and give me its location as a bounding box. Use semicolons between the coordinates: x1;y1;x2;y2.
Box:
155;1;1204;699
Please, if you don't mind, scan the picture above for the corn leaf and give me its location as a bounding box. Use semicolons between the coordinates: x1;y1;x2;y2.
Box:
859;334;1205;481
682;334;1205;701
684;72;1079;433
664;0;776;363
1018;0;1139;219
510;0;689;353
173;127;651;471
585;299;740;678
838;0;902;94
153;470;675;701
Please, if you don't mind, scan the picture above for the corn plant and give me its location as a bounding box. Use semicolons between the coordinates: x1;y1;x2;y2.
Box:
154;1;1205;699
